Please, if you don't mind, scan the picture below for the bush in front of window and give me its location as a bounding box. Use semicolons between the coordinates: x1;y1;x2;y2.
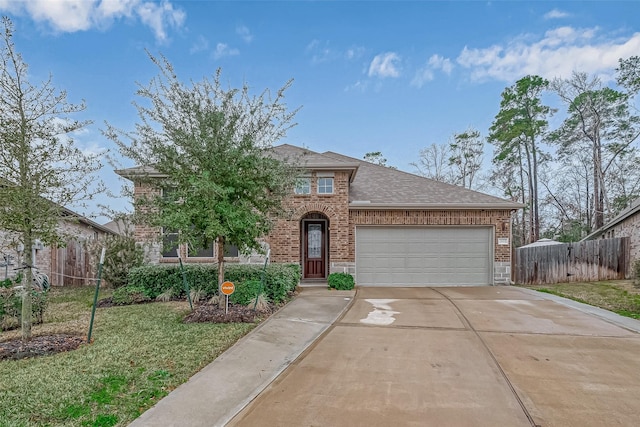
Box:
328;272;355;290
126;263;301;304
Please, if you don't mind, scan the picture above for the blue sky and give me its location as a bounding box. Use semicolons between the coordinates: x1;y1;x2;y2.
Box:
1;1;639;222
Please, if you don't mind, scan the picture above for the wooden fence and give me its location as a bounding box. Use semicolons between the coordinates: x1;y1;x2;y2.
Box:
50;239;95;286
514;237;630;285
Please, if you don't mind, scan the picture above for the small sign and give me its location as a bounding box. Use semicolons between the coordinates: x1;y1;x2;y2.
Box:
221;281;235;295
498;238;509;246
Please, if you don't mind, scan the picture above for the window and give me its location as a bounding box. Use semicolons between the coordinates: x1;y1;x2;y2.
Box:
189;241;214;258
224;244;239;257
162;229;179;258
317;177;334;194
294;177;311;195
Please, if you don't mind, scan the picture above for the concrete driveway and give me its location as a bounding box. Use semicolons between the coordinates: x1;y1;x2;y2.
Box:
228;286;640;427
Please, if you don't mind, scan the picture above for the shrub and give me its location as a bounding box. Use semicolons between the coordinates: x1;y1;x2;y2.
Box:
1;285;48;331
127;263;301;304
328;272;355;290
633;259;640;287
89;233;145;289
230;279;263;306
111;286;151;305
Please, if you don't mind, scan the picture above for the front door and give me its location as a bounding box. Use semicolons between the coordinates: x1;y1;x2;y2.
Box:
303;221;326;279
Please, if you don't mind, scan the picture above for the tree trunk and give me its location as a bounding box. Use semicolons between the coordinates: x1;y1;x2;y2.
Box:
217;236;225;309
22;233;33;341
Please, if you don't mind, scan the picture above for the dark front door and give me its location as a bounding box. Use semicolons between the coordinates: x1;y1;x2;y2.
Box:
303;221;326;279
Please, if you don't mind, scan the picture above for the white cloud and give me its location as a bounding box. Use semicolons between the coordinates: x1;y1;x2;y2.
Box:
212;42;239;60
368;52;401;78
236;25;253;43
0;0;185;42
136;0;185;43
544;9;570;20
189;35;209;54
411;54;454;88
456;27;640;83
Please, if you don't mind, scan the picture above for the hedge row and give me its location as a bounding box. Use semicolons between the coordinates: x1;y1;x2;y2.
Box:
127;263;301;304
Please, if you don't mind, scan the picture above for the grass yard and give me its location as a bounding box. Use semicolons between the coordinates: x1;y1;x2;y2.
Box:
519;279;640;319
0;286;257;427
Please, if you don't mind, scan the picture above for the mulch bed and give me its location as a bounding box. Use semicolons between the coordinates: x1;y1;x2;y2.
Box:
0;334;86;361
184;302;277;323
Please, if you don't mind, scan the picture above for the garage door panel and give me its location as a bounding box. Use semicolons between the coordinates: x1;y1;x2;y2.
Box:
356;226;492;286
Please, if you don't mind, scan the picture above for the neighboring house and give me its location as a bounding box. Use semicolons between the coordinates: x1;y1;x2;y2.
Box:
117;144;522;286
0;208;115;286
583;198;640;264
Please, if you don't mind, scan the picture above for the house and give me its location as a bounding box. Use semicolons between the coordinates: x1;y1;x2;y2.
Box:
0;208;116;286
583;198;640;265
117;144;522;286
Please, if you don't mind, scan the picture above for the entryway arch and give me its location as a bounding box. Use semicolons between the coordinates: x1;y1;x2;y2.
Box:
300;212;330;280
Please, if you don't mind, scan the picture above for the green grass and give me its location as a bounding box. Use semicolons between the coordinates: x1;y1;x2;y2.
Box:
0;286;256;426
520;280;640;319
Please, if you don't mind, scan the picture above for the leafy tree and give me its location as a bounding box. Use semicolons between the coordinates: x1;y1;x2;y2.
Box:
489;75;552;244
363;151;396;169
0;17;102;339
448;127;484;190
106;53;299;300
550;71;640;231
617;56;640;96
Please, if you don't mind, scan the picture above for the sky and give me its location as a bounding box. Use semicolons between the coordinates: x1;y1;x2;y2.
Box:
1;0;639;223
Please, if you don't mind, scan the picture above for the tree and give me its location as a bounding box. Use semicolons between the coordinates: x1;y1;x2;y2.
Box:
105;53;299;301
617;56;640;96
550;71;640;231
363;151;396;169
0;17;102;339
411;143;456;183
489;75;552;244
448;127;484;190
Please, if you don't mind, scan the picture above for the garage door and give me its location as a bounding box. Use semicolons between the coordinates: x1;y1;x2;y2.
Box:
355;226;493;286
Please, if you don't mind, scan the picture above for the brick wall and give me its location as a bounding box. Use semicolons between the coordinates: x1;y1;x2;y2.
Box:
268;171;350;264
609;212;640;262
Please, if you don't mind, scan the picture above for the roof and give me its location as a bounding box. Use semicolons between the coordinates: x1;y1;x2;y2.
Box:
519;238;564;248
274;144;522;210
583;197;640;241
1;178;116;235
116;143;522;211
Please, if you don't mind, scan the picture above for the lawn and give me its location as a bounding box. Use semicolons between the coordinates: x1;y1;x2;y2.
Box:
0;286;257;427
518;279;640;319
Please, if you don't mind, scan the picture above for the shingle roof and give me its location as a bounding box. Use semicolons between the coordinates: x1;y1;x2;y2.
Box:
583;197;640;240
273;144;522;210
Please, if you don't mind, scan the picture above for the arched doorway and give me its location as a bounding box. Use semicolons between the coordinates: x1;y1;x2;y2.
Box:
301;212;329;280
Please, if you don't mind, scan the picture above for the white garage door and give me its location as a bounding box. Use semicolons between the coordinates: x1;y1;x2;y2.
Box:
355;226;493;286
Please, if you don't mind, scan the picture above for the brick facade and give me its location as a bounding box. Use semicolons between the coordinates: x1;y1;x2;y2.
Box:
604;211;640;263
132;165;516;285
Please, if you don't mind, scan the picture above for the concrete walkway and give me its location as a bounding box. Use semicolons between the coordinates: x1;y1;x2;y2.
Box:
129;288;354;427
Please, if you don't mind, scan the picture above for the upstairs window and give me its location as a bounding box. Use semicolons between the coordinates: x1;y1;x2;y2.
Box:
294;177;311;195
317;177;334;194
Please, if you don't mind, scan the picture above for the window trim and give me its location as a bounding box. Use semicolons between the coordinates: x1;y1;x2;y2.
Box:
317;177;334;194
294;177;311;195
